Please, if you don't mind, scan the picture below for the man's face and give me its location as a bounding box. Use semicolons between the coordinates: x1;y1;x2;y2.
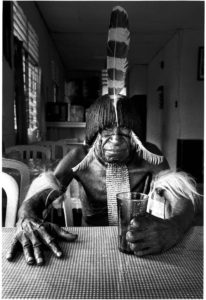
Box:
97;126;132;163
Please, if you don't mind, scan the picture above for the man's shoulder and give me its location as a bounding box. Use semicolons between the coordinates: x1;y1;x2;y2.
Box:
67;144;89;161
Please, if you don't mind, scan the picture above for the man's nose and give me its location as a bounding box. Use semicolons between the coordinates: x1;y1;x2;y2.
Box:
110;128;122;144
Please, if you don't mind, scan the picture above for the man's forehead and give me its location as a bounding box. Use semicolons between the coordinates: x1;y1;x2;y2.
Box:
101;126;131;134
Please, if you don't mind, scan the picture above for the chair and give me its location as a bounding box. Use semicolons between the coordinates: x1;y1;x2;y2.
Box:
2;172;19;227
56;139;84;157
37;141;59;160
62;179;84;226
5;145;51;161
2;158;30;205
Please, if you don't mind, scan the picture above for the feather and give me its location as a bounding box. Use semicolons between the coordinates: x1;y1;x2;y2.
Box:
131;131;164;165
151;170;202;212
107;6;130;124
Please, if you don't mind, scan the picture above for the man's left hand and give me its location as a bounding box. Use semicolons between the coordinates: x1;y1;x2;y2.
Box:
126;214;182;256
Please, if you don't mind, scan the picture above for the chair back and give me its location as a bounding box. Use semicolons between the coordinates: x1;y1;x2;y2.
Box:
5;145;51;161
2;158;30;205
55;140;84;157
62;179;83;226
2;172;19;227
37;141;58;160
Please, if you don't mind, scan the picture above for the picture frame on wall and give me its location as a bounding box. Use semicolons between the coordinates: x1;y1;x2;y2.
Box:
197;46;204;80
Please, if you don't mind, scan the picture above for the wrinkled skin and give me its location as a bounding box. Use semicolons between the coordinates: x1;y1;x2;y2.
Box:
7;125;194;264
126;185;195;256
99;126;132;163
7;218;77;265
6;190;77;265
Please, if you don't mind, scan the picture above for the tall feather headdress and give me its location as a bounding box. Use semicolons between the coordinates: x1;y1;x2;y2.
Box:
73;6;163;172
107;6;130;125
107;6;163;165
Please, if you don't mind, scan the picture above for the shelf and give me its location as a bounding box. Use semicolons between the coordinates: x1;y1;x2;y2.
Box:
46;122;86;128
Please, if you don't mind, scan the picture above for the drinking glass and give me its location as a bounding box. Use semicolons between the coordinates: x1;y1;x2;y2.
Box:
116;192;148;254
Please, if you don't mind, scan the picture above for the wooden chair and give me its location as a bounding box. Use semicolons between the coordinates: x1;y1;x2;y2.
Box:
2;172;19;227
5;145;51;161
2;158;30;205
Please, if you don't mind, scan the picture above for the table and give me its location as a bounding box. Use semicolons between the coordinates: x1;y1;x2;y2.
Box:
2;226;203;299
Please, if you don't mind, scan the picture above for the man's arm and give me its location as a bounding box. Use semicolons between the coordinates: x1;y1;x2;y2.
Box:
6;146;87;265
126;169;200;256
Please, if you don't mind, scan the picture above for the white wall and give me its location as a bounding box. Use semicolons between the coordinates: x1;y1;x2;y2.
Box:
147;29;204;169
128;65;147;96
179;30;204;140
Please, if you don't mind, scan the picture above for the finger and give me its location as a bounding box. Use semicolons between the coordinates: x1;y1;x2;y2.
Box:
129;217;141;229
134;248;154;257
28;231;44;265
20;233;35;265
23;245;35;265
6;237;20;261
37;226;63;258
50;224;78;242
129;216;149;231
33;246;44;266
126;230;146;242
47;240;63;258
38;226;55;245
129;241;149;252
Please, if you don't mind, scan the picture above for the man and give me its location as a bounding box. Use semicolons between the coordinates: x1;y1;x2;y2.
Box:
6;95;196;266
6;6;199;266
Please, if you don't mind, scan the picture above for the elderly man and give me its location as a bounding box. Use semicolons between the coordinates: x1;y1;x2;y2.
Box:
6;6;199;266
6;94;197;266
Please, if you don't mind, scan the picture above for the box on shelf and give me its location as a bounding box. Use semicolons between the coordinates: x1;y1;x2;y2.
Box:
70;105;85;122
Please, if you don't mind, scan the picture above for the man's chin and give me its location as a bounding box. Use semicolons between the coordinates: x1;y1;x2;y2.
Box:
104;152;129;163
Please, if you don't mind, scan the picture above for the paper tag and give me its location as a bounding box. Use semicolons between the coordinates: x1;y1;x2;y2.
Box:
147;193;165;219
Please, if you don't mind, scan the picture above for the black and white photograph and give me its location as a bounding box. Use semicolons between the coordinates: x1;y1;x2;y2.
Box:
2;1;204;299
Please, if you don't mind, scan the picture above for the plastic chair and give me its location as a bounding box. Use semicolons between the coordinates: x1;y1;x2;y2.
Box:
62;179;83;226
5;145;51;161
2;172;19;227
2;158;30;205
37;141;59;160
56;139;84;157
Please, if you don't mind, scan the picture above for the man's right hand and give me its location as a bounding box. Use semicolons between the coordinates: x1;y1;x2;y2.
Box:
6;217;78;265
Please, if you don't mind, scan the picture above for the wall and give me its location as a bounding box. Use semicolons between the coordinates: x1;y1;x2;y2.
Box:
147;29;204;169
179;30;204;139
3;2;66;147
128;65;147;97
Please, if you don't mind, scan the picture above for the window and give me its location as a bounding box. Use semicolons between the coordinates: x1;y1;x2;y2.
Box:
13;1;40;142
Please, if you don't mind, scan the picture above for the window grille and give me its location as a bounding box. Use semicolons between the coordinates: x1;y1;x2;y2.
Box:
13;1;40;141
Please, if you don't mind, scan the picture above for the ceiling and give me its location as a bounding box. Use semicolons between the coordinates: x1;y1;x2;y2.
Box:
36;1;204;73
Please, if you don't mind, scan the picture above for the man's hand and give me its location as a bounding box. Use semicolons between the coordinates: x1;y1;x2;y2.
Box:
126;214;182;256
6;217;78;265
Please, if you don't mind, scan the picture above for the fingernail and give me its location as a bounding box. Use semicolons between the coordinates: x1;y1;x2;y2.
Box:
27;257;35;265
72;234;78;240
36;258;44;266
56;251;63;258
6;253;12;261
